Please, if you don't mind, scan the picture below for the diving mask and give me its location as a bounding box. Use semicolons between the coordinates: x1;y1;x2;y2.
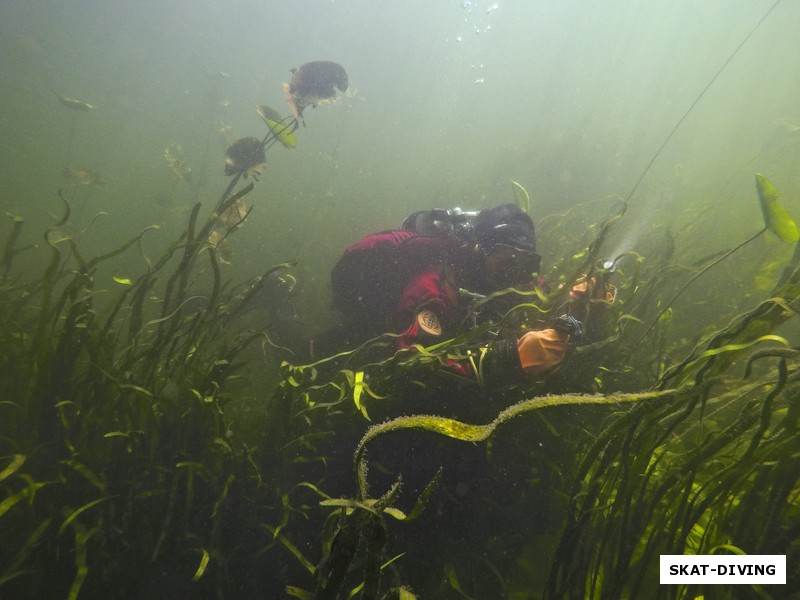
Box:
484;243;542;289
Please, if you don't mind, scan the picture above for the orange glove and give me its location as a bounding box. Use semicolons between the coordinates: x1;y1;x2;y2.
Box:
569;276;616;303
517;328;570;376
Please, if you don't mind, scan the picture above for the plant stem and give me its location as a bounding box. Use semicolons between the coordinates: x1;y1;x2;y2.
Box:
638;227;766;342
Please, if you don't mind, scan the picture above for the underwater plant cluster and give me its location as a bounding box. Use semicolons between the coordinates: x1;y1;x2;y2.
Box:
2;46;800;600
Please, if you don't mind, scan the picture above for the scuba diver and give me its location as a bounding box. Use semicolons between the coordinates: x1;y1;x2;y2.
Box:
303;204;611;595
310;203;581;382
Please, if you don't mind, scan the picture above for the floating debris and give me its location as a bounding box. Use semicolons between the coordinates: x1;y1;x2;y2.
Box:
55;92;96;112
164;144;192;182
205;70;230;80
216;125;236;147
207;229;233;263
224;137;266;179
56;91;95;167
207;197;250;264
778;118;800;133
282;61;348;122
62;167;105;187
217;198;249;229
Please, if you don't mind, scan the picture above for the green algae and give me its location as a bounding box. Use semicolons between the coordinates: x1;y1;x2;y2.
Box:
3;159;800;599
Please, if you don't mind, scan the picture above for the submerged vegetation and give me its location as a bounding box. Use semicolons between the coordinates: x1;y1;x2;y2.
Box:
2;61;800;599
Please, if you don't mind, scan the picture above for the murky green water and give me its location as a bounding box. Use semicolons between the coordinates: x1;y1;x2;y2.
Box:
1;1;799;598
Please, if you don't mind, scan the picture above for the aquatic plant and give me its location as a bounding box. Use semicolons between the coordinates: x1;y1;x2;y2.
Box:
4;62;798;598
4;165;798;599
0;65;347;600
266;177;800;598
283;61;349;123
0;185;299;597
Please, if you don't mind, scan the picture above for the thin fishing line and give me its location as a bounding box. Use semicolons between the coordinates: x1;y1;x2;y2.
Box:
624;0;782;205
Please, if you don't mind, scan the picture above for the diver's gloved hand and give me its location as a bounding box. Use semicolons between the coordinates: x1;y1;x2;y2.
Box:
569;276;617;303
517;328;570;376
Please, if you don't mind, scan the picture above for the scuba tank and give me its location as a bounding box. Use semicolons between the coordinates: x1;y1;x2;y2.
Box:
401;207;480;242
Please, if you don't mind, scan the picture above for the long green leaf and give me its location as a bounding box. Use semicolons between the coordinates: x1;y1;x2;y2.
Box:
0;518;52;585
59;497;112;535
256;105;297;148
355;390;681;498
0;454;25;483
192;548;210;581
262;525;316;575
511;180;530;213
286;586;314;599
0;481;49;518
756;173;799;243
